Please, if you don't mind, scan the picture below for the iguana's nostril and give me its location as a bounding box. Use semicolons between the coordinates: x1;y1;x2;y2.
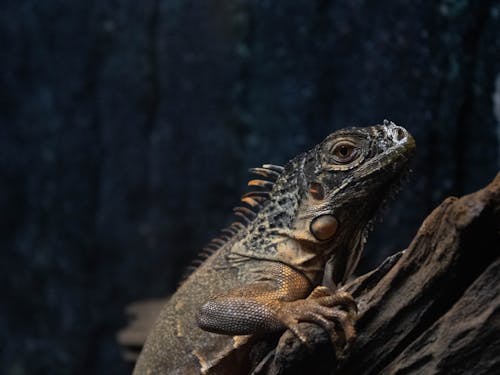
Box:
392;126;407;142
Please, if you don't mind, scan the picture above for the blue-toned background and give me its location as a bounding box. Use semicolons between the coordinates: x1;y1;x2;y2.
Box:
1;1;499;373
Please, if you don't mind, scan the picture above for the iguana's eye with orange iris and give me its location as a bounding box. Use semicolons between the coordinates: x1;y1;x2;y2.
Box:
331;142;358;163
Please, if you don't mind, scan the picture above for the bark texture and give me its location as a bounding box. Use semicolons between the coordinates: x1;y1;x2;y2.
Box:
265;173;500;374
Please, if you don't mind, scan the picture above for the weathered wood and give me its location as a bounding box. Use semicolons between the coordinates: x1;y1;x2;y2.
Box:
266;173;500;374
117;298;167;361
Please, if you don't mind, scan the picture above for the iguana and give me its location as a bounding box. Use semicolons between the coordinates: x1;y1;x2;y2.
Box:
132;121;416;374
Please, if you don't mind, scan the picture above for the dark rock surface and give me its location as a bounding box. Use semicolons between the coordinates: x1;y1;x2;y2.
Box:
1;1;499;374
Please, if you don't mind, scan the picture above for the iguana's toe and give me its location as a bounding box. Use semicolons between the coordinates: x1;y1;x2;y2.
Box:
278;287;358;358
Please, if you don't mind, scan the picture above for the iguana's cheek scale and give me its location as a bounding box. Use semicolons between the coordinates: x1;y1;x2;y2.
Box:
310;214;338;241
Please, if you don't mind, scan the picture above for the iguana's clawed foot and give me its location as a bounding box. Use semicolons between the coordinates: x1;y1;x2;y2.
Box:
278;286;358;358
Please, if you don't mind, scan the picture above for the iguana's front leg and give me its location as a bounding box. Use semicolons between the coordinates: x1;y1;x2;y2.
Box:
196;263;357;356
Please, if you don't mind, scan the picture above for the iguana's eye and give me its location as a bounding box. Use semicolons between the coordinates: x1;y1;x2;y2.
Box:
331;141;359;163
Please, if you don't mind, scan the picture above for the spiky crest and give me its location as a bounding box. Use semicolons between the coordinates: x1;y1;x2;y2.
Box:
179;164;284;283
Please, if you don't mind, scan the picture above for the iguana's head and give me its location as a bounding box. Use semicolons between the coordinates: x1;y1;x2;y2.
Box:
272;120;415;285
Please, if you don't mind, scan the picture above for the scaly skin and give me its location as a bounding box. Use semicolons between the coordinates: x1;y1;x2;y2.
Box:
133;121;416;374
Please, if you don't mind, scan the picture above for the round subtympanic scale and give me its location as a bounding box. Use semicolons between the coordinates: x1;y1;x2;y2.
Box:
310;214;338;241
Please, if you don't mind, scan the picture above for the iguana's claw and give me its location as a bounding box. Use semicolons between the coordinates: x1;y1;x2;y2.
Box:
278;286;358;358
309;287;358;317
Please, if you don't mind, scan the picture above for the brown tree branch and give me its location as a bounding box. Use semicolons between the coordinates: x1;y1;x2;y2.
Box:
265;173;500;374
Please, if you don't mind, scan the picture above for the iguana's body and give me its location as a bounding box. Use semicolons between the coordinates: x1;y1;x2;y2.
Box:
134;121;415;374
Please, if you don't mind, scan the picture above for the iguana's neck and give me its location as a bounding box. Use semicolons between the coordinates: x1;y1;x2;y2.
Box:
229;156;331;283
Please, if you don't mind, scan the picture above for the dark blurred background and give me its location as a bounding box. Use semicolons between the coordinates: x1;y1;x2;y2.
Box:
1;1;499;374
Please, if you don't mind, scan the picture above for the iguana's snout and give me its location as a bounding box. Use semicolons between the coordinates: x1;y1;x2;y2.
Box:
372;120;415;157
353;121;415;183
379;120;415;153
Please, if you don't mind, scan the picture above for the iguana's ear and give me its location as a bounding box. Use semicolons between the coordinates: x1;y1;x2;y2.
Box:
308;181;325;200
